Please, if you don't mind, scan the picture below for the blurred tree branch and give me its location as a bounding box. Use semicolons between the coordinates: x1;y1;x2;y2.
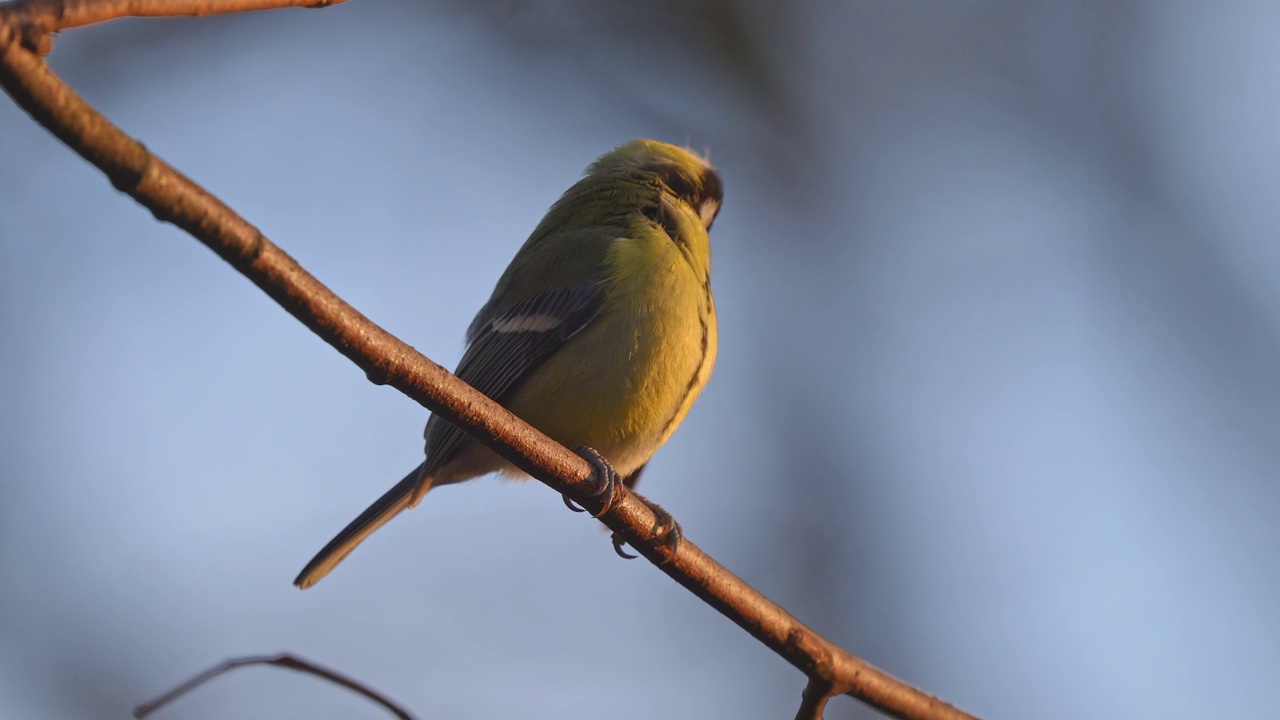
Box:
134;653;416;720
0;1;979;718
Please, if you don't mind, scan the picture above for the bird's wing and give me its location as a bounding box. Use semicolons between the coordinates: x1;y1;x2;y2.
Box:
422;280;607;474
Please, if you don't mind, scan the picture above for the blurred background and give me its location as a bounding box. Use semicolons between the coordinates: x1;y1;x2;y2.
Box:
2;1;1279;718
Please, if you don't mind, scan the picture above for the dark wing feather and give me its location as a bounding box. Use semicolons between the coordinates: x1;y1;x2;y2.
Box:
422;281;606;475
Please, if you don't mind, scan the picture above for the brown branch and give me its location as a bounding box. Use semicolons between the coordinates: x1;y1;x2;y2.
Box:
1;0;342;35
0;3;981;719
133;653;416;720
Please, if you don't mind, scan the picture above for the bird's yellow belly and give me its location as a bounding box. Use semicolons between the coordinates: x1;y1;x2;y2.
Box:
507;238;716;477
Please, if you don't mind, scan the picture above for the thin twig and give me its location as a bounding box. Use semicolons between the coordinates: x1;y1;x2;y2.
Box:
795;678;834;720
1;0;344;34
0;3;981;719
133;652;415;720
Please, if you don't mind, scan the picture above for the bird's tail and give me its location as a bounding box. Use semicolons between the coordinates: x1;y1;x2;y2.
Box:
294;463;432;589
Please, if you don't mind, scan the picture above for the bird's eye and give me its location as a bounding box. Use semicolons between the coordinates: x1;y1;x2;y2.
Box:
665;174;699;207
647;161;701;208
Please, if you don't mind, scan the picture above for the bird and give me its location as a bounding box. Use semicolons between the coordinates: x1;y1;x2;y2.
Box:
294;138;722;589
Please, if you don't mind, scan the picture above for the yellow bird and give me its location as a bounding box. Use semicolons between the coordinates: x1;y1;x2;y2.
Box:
296;139;721;588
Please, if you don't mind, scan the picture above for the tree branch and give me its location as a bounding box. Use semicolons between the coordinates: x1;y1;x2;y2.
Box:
133;653;416;720
3;0;341;34
0;2;980;718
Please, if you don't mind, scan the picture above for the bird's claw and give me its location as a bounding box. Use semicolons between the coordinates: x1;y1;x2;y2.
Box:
562;446;620;519
611;532;638;559
611;493;683;562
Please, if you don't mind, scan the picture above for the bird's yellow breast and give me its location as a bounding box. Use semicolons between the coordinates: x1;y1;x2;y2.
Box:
505;229;716;477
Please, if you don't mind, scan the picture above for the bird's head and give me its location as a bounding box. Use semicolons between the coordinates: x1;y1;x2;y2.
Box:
591;139;723;230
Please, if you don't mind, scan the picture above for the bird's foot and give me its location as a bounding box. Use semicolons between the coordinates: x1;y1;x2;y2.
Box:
562;446;621;519
611;492;683;562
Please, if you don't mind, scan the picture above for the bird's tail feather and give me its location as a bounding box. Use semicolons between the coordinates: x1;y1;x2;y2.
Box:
294;463;432;589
